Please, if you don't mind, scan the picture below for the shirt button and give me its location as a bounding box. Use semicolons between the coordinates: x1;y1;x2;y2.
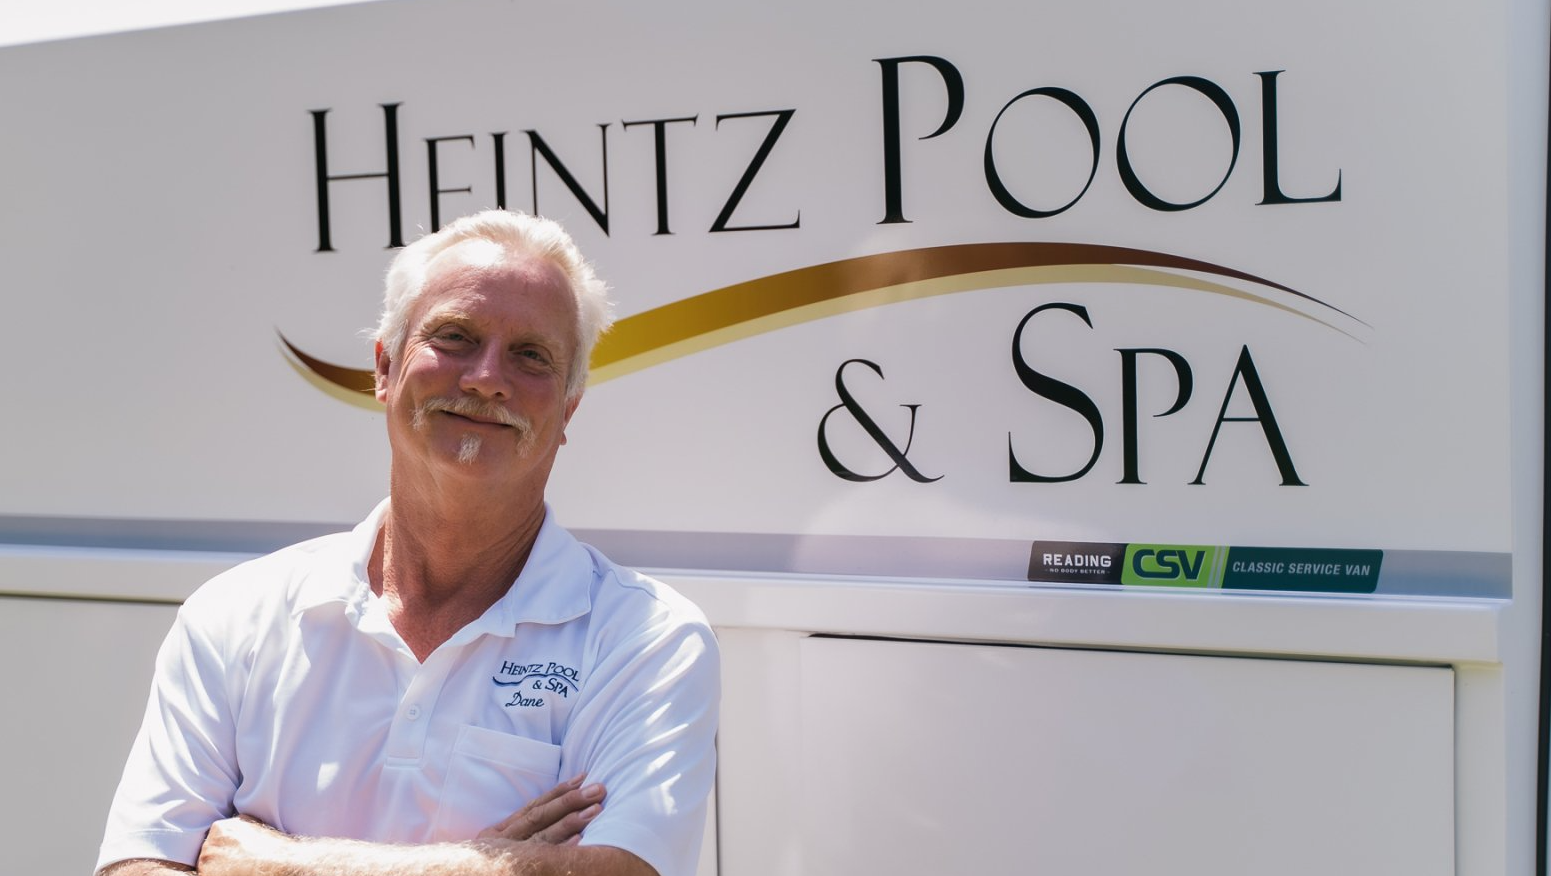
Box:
405;704;421;720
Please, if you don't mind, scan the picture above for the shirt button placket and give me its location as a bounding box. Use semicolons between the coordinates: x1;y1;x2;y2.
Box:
385;654;450;762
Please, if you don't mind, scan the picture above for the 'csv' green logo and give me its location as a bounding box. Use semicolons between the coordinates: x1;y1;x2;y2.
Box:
1121;544;1218;587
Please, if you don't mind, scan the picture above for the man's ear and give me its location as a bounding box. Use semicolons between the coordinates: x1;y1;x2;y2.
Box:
560;391;583;446
374;341;391;403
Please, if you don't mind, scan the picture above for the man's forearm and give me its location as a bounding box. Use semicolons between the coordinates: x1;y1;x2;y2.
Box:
189;780;654;876
223;832;507;876
98;859;193;876
202;832;652;876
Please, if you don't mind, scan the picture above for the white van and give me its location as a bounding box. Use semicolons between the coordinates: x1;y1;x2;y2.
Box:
1;1;1544;874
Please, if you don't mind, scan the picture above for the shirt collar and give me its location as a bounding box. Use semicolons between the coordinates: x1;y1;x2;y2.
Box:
459;505;595;640
291;498;595;637
291;498;387;616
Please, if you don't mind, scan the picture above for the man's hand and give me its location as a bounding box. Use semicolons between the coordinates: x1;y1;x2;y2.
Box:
477;774;606;847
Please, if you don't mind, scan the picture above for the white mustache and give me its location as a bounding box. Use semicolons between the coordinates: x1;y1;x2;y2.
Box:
413;396;533;437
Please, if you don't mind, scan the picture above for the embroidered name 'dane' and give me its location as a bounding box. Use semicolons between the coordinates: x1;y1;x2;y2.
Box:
492;659;582;708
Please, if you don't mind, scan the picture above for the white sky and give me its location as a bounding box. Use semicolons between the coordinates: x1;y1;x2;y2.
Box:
0;0;383;47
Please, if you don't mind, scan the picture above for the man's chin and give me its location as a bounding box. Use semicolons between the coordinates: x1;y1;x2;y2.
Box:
432;431;537;467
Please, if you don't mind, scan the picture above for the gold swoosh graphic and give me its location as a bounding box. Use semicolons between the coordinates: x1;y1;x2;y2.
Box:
283;242;1363;403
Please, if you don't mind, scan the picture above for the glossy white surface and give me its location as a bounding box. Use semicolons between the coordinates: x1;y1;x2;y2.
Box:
0;597;178;876
789;637;1453;876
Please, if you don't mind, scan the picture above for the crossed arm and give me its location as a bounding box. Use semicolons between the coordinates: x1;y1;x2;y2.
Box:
97;777;653;876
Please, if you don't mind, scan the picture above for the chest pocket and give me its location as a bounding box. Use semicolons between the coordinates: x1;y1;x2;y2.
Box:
431;724;562;841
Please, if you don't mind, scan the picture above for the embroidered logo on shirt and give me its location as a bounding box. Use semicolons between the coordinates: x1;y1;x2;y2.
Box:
492;659;581;708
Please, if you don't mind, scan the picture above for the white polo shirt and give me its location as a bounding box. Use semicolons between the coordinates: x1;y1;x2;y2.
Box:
96;501;719;876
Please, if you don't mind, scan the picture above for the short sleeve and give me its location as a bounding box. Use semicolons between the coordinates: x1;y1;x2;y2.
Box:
95;604;243;871
565;599;720;876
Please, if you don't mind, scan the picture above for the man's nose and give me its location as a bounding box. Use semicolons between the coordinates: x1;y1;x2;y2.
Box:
459;345;512;398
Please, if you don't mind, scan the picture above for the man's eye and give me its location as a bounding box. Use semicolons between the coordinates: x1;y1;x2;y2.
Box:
518;349;549;363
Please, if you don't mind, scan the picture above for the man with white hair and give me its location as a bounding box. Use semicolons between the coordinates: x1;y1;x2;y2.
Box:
96;211;719;876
